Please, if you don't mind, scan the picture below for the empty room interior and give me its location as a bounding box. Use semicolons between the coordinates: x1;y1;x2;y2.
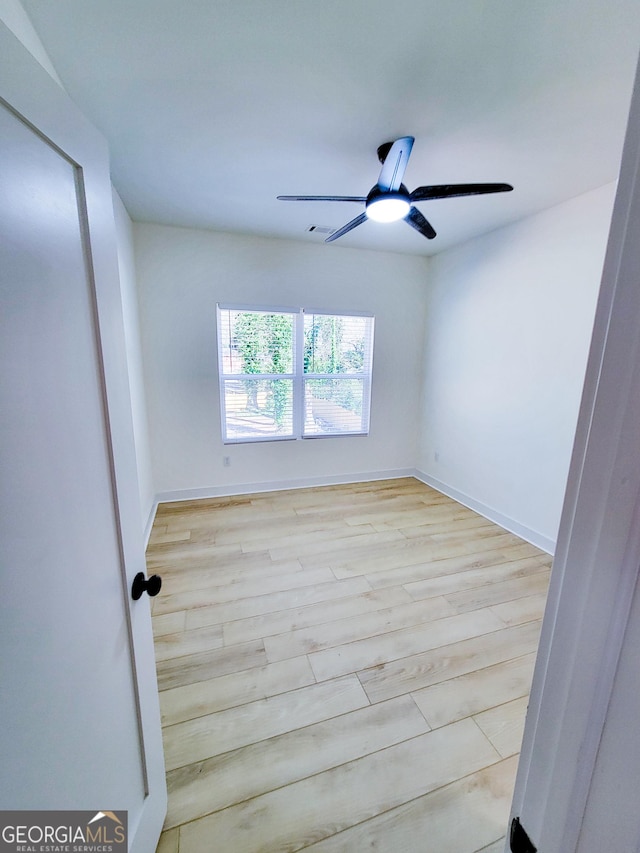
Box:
3;1;640;851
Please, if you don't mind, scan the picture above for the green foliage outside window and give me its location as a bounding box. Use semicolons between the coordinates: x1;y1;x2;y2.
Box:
304;314;366;414
233;312;292;426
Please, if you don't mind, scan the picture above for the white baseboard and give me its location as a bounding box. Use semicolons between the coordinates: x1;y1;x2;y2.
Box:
413;469;556;555
154;468;416;507
143;498;159;548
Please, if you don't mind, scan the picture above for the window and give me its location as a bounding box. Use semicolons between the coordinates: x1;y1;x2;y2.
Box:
217;305;374;443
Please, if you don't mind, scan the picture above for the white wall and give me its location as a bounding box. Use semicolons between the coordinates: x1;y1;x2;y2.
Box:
0;0;62;85
134;223;429;498
416;183;616;551
112;190;156;536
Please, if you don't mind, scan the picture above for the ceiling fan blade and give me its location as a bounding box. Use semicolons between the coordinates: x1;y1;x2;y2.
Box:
376;136;414;192
277;195;367;203
405;206;437;240
325;212;368;243
410;183;513;202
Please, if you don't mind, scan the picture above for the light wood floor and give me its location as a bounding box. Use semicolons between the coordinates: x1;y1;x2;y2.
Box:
148;478;551;853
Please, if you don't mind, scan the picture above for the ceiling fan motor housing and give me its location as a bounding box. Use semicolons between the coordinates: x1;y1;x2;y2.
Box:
366;184;411;222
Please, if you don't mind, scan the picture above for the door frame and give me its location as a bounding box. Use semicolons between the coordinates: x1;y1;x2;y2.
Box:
508;54;640;853
0;21;167;851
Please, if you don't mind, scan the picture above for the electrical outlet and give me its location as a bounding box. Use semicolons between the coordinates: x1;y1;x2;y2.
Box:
434;451;440;463
223;456;231;467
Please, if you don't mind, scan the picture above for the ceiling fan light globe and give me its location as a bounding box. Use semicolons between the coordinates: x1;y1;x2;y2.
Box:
366;195;411;222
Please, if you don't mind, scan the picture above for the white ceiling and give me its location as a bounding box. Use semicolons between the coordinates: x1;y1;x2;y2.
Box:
22;0;640;256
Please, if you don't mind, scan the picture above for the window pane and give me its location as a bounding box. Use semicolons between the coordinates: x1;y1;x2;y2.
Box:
304;378;367;436
304;313;372;375
223;378;294;440
220;309;294;375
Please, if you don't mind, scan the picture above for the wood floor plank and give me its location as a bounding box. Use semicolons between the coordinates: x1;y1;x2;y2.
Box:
263;595;456;663
326;532;522;578
308;608;505;682
239;522;382;554
159;656;316;726
290;485;434;515
281;495;396;519
164;695;430;829
268;528;406;563
154;827;178;853
301;756;518;853
177;719;501;853
430;525;523;545
342;500;467;529
491;591;548;626
152;565;337;615
473;696;529;758
401;553;551;599
156;552;302;583
151;610;186;639
162;674;369;772
156;639;268;692
212;514;359;547
358;619;542;704
155;493;250;514
222;586;413;646
346;477;430;493
395;514;496;537
184;575;373;630
149;541;275;567
153;558;306;599
148;552;268;583
365;506;460;531
444;569;551;613
497;541;549;561
146;541;243;570
398;510;495;532
148;529;191;545
366;550;535;592
157;502;293;531
411;652;537;729
153;622;224;662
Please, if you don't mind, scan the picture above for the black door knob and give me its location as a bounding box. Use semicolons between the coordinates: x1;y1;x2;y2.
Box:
132;571;162;601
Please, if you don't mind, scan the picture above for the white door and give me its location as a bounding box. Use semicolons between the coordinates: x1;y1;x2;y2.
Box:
0;23;166;852
507;54;640;853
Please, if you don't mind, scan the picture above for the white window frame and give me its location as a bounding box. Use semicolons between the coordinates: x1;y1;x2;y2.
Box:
217;303;375;444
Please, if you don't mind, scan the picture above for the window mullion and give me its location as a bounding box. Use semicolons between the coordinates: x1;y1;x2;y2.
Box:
293;310;305;438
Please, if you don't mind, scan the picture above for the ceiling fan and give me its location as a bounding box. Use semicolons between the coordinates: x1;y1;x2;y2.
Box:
277;136;513;243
